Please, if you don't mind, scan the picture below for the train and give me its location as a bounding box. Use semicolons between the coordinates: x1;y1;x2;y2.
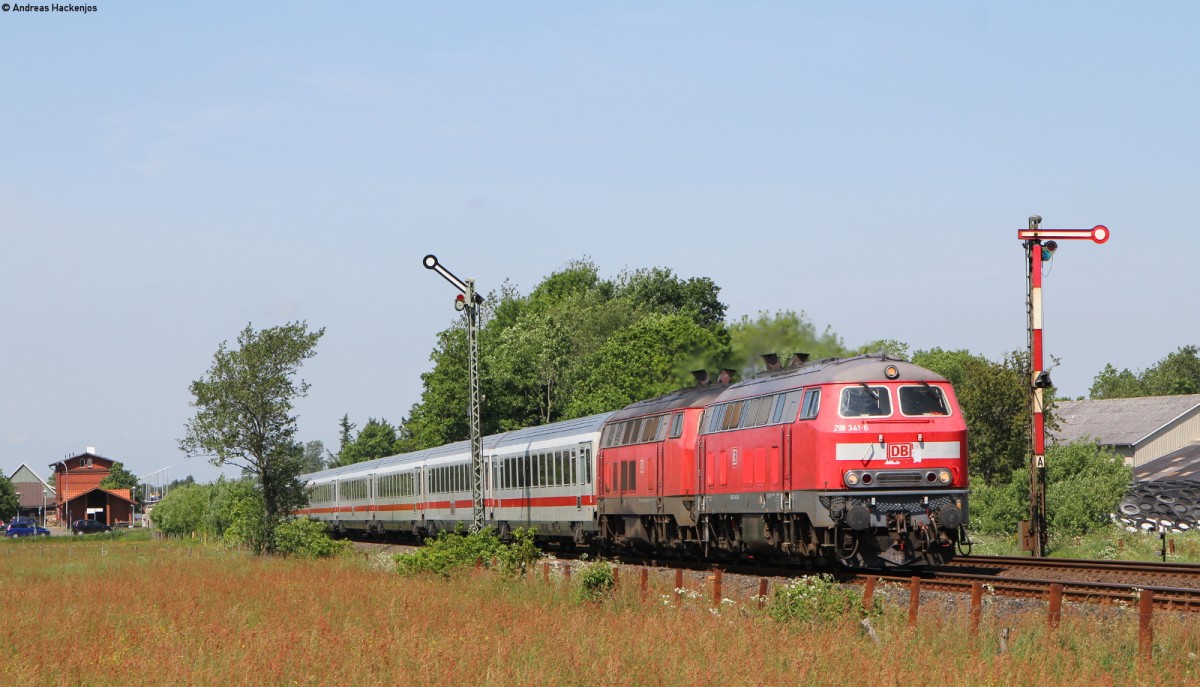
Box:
297;353;970;567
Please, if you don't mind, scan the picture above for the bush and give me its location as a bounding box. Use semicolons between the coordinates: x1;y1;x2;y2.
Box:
494;527;542;577
1045;442;1131;536
967;441;1132;537
272;517;349;559
394;527;543;577
572;558;615;603
767;574;862;623
395;527;505;576
151;484;213;537
968;477;1027;535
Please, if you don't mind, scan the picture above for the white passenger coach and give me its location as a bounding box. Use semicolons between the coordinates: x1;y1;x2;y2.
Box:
298;412;613;543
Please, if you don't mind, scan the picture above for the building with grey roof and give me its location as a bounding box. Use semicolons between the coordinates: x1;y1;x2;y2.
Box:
1052;395;1200;475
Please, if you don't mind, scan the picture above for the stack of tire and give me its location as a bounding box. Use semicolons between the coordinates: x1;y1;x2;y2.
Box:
1115;480;1200;533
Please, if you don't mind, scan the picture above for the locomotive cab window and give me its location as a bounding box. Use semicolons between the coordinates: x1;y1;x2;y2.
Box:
839;385;892;417
800;389;821;420
668;412;684;438
899;385;950;416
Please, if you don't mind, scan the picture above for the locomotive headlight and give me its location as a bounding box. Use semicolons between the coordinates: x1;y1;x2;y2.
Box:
845;471;860;486
937;469;952;484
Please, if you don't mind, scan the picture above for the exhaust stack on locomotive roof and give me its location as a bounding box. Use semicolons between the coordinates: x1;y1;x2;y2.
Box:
789;352;811;367
761;353;782;371
692;370;711;386
717;369;736;384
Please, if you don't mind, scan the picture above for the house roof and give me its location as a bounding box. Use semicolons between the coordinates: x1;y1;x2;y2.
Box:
1052;395;1200;447
9;463;51;486
1135;442;1200;482
14;481;55;509
60;486;136;506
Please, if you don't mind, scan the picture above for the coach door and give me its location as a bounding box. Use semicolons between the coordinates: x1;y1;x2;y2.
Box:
575;443;589;511
417;466;426;524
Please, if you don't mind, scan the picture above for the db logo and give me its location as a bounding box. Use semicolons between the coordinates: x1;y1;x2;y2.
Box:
888;443;912;460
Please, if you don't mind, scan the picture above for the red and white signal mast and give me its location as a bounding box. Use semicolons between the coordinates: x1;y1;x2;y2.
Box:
1017;216;1110;556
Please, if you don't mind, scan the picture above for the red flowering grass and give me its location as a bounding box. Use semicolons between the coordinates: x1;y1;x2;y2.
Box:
2;539;1199;686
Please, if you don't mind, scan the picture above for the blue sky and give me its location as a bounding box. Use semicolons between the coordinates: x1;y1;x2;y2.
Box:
2;3;1197;482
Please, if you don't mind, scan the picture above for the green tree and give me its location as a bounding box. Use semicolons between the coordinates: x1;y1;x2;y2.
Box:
100;461;141;501
1089;363;1143;399
1142;345;1200;395
178;321;324;554
337;414;356;455
727;310;849;377
299;440;330;473
403;259;730;448
913;348;1035;485
150;483;212;537
0;476;19;521
334;419;403;467
566;313;730;417
615;266;727;330
1089;345;1200;398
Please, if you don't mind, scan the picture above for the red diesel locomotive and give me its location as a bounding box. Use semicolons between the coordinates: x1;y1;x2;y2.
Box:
596;354;968;567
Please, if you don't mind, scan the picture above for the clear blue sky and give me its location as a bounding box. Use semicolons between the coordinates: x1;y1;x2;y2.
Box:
3;3;1197;483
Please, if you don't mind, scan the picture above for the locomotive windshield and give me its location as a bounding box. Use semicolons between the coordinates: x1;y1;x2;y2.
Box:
899;385;949;416
839;385;891;417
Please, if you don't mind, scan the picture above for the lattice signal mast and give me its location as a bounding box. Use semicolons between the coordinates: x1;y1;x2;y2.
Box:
423;254;485;532
1017;216;1109;556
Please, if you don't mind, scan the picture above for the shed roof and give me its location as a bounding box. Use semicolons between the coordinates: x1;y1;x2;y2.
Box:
1052;395;1200;447
61;486;136;506
1134;442;1200;482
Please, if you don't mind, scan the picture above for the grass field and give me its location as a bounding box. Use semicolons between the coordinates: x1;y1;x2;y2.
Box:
3;534;1199;686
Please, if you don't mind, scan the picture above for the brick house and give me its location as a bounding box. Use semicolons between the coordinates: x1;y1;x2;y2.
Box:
7;463;55;523
50;450;135;527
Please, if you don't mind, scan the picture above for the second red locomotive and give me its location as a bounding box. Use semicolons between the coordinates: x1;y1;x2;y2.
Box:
597;354;968;567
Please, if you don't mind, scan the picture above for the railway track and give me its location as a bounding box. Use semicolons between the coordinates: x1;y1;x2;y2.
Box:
353;536;1200;610
853;554;1200;611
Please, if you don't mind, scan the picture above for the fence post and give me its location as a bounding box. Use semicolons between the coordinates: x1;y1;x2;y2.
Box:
563;564;571;584
1048;584;1063;629
675;569;684;606
543;562;550;583
641;567;649;602
908;576;921;627
758;578;769;609
1139;589;1154;663
862;576;877;612
970;581;983;635
612;566;620;587
713;568;723;608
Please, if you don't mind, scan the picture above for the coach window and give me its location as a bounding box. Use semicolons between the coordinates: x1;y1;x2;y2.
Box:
840;385;892;417
584;447;592;484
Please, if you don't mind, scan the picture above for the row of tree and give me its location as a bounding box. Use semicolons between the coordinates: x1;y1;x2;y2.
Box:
1090;345;1200;398
173;259;1199;554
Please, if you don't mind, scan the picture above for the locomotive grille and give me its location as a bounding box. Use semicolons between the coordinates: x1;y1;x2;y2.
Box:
873;470;925;487
821;494;957;514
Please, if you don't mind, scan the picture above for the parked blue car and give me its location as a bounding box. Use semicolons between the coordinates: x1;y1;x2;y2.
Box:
5;520;51;537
